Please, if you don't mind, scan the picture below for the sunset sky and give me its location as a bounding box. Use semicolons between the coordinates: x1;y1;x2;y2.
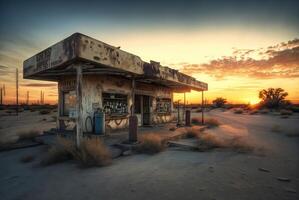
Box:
0;0;298;104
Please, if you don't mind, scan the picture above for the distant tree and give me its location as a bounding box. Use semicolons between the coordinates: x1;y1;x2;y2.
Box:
258;88;288;108
212;97;227;108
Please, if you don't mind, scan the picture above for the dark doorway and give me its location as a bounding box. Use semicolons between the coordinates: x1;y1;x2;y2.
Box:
142;95;151;125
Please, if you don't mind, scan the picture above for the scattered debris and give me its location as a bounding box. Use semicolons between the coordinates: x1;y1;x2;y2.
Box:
277;177;291;182
284;188;297;193
258;167;270;172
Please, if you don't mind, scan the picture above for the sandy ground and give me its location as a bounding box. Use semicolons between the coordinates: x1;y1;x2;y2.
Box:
0;109;298;200
0;110;56;143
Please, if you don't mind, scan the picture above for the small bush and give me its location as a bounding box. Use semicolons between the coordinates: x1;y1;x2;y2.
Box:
185;128;201;138
20;155;35;163
136;134;165;154
191;117;202;125
205;118;220;128
39;109;51;115
271;124;281;132
17;130;40;140
196;132;253;153
41;146;71;166
197;133;223;151
41;137;111;167
249;110;259;115
73;138;111;167
280;109;293;116
290;106;299;113
234;109;243;114
259;109;269;114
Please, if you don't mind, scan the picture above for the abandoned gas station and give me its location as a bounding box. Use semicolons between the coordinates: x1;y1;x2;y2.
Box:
23;33;208;144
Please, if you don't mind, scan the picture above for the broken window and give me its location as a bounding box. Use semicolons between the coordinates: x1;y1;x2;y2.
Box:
102;93;128;116
156;98;171;114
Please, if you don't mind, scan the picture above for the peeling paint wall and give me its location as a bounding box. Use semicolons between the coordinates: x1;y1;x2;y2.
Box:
57;74;174;134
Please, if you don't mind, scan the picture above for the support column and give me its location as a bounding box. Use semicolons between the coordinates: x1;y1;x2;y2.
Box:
201;91;204;125
76;66;83;147
129;78;138;143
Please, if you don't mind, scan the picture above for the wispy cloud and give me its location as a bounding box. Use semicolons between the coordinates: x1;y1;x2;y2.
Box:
180;38;299;79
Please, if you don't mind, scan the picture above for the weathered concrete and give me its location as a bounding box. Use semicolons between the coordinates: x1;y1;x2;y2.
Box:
23;33;207;92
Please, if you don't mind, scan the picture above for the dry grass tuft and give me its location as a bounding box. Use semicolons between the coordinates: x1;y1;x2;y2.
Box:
186;128;201;138
41;137;111;167
271;124;281;133
249;110;259;115
72;138;111;167
259;109;269;114
205;118;221;128
197;133;224;151
136;134;165;154
280;109;293;116
196;132;253;153
20;155;35;163
191;117;202;125
234;109;243;114
17;129;40;140
39;109;51;115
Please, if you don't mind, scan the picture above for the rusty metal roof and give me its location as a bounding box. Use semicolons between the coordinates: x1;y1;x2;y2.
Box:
23;33;208;91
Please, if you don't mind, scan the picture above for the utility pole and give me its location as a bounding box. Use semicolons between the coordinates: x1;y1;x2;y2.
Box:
26;91;29;105
201;91;204;125
16;68;19;115
0;87;2;105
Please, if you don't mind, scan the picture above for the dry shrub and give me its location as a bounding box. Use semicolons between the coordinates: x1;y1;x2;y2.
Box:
205;118;221;128
249;110;259;115
280;109;293;116
186;128;201;138
17;129;40;140
234;109;243;114
197;133;224;151
271;124;281;132
39;109;51;115
73;138;111;167
192;117;220;128
20;155;35;163
41;137;111;167
259;109;269;114
191;117;202;125
136;134;165;154
196;132;253;153
281;115;289;119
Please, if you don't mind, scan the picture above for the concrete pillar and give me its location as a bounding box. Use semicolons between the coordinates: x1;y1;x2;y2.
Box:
201;91;204;125
129;78;138;142
185;110;191;126
76;66;83;147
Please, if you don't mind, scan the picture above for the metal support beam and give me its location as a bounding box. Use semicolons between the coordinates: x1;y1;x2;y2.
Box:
16;68;18;116
201;91;204;125
76;66;83;147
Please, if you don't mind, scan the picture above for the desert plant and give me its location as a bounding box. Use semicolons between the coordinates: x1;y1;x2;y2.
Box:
205;118;221;128
249;109;258;115
20;155;35;163
259;109;269;114
234;109;243;114
41;145;72;166
290;106;299;113
191;117;202;125
280;109;293;116
17;129;40;140
212;97;227;108
259;88;288;109
136;134;165;154
72;138;111;167
39;109;51;115
197;133;224;151
185;127;201;138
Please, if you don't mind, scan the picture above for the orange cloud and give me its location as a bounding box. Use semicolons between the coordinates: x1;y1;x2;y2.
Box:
180;38;299;79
